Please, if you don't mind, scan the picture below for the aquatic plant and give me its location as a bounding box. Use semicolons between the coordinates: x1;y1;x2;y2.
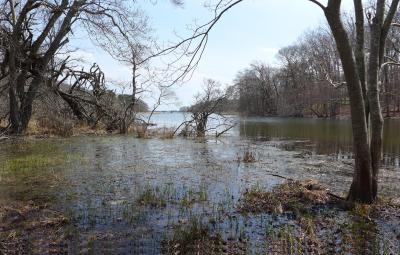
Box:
242;150;256;163
137;186;167;208
161;216;247;254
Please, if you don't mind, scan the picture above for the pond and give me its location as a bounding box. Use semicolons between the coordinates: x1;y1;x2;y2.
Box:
240;117;400;167
148;113;400;167
1;113;399;254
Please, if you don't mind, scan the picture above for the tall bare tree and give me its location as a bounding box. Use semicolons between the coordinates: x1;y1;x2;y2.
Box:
172;0;399;203
0;0;147;134
308;0;400;203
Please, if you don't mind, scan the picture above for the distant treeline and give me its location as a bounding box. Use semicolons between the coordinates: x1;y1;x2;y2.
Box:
185;23;400;118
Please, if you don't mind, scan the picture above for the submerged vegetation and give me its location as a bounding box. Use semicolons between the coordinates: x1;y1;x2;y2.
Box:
161;218;247;255
1;0;400;253
0;135;399;253
239;180;400;254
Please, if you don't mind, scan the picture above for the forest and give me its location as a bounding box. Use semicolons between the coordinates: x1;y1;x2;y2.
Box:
1;0;400;254
192;25;400;118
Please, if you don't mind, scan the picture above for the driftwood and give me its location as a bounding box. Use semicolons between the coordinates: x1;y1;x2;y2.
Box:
0;136;9;141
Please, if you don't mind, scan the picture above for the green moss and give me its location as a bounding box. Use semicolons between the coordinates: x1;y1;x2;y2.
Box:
0;141;76;174
0;141;81;203
2;154;67;172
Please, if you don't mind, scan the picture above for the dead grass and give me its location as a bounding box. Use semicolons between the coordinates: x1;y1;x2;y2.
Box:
161;219;246;255
242;151;256;163
136;125;149;138
35;117;73;137
0;120;7;130
6;117;177;139
0;200;70;254
24;118;108;137
134;125;177;139
238;180;330;216
27;118;73;137
239;180;400;254
265;218;322;255
159;128;175;139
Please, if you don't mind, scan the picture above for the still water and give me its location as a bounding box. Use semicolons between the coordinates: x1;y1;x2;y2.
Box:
148;112;400;167
239;117;400;167
1;113;399;253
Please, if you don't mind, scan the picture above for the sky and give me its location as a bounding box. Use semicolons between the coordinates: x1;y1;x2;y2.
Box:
70;0;354;110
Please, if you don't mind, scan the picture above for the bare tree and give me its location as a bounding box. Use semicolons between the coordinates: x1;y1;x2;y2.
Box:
0;0;147;134
84;4;152;133
235;62;279;116
175;79;235;138
308;0;400;203
170;0;399;203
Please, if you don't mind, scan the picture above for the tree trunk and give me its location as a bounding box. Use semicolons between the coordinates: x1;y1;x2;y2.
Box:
58;91;87;121
324;1;373;203
353;0;369;124
8;34;23;134
6;0;82;135
196;113;207;137
367;0;385;200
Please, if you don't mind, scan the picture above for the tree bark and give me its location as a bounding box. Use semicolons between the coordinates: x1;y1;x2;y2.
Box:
367;0;385;200
353;0;369;124
324;0;373;203
6;0;82;134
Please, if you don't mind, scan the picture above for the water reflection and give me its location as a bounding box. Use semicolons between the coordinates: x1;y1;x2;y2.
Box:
240;117;400;167
139;113;400;167
1;128;399;253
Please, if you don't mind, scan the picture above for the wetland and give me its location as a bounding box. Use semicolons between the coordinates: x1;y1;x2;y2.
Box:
1;115;400;254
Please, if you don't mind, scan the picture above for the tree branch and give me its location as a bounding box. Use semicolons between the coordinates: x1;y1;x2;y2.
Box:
307;0;326;10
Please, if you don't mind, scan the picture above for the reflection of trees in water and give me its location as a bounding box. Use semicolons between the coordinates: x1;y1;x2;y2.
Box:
239;118;400;167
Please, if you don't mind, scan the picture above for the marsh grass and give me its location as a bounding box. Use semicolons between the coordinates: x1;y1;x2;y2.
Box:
180;185;208;207
265;222;321;255
0;142;78;179
2;153;68;173
242;151;256;163
0;141;81;203
161;216;247;255
240;180;400;254
136;183;209;208
137;186;167;208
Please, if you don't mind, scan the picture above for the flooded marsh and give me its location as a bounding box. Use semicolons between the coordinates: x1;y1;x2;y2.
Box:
1;116;400;254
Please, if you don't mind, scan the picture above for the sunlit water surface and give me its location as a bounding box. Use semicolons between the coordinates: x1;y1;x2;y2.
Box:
1;113;399;253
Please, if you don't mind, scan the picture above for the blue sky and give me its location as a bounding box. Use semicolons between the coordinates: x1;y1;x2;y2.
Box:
70;0;354;110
